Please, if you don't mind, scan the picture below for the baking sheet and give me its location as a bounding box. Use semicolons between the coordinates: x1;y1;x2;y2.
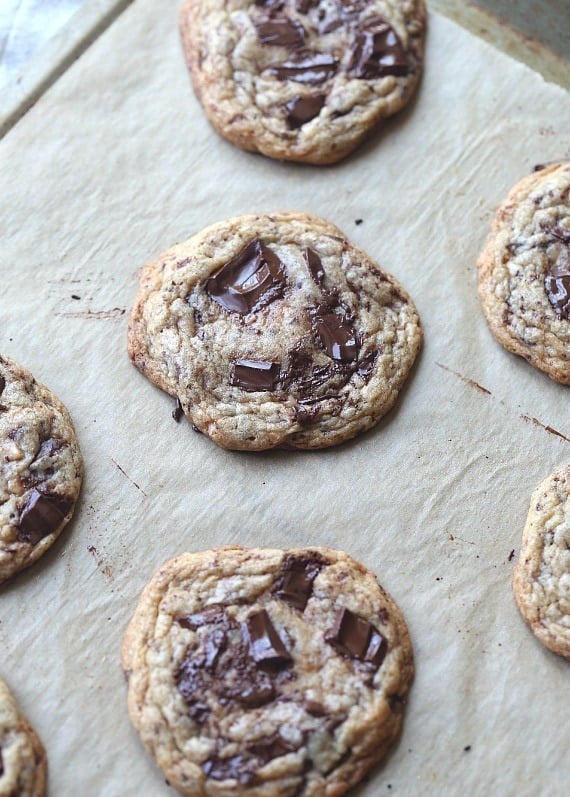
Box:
0;1;569;794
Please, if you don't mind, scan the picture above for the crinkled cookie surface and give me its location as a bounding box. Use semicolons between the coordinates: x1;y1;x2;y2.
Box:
0;355;83;585
0;677;47;797
128;212;422;451
477;163;570;384
122;546;414;797
180;0;426;163
513;463;570;659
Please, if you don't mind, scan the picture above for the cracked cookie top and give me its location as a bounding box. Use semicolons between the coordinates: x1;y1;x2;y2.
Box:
122;546;414;797
513;463;570;659
179;0;426;163
477;163;570;385
0;355;83;585
0;677;46;796
127;212;422;451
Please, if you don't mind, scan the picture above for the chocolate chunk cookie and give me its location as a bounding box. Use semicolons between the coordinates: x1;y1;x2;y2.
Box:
513;463;570;659
179;0;426;164
477;163;570;384
0;355;83;584
122;546;414;796
0;677;47;796
128;212;422;451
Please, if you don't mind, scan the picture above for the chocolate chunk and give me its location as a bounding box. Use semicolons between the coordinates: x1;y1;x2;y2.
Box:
35;437;64;459
203;755;257;785
545;268;570;319
313;306;358;361
248;733;296;764
255;0;284;7
275;554;325;611
17;489;71;545
356;350;378;381
206;239;285;314
244;609;292;670
176;606;228;630
325;607;388;668
305;247;325;287
305;700;326;716
0;375;5;397
0;746;3;777
350;23;409;79
295;0;319;12
286;94;326;128
231;360;280;392
267;53;338;84
254;16;305;47
238;680;276;707
172;398;184;422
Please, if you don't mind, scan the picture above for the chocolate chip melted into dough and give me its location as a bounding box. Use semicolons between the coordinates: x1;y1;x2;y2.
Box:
544;224;570;319
176;560;392;787
205;239;286;314
176;607;293;724
17;489;71;545
253;1;411;126
231;360;281;391
0;375;5;397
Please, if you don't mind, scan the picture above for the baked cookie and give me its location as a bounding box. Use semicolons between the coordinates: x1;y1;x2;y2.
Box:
513;463;570;659
477;163;570;384
122;546;414;796
0;355;83;585
0;677;47;796
179;0;426;164
128;212;422;451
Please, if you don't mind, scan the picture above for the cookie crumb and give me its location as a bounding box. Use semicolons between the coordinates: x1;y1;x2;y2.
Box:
508;549;515;561
71;294;81;300
464;745;471;752
355;218;363;225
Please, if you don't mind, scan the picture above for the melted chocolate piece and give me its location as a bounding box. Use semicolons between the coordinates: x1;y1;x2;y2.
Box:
35;438;64;460
244;609;292;670
248;733;296;764
231;360;280;392
325;607;388;668
545;268;570;319
267;53;338;84
305;247;325;287
275;553;325;611
206;239;285;314
255;0;284;7
350;23;409;79
203;755;256;785
305;699;326;716
254;16;305;47
0;375;5;397
295;0;319;12
172;398;184;422
313;306;358;362
17;490;71;545
356;350;378;381
286;94;326;128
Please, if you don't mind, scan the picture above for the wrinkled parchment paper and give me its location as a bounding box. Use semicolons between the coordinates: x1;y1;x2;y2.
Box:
0;2;569;794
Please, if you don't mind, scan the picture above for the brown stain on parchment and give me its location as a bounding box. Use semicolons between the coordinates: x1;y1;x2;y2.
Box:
110;458;147;496
519;415;570;444
55;307;126;320
435;363;492;395
87;545;114;580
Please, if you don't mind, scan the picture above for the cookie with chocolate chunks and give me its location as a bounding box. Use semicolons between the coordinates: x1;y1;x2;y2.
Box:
0;677;47;796
0;355;83;584
179;0;426;164
513;463;570;659
128;212;422;450
122;546;414;796
477;163;570;384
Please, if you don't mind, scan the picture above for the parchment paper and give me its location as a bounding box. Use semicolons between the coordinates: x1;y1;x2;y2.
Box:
0;2;569;794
